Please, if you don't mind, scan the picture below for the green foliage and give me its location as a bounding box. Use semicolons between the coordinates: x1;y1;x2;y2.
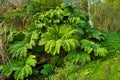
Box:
84;53;120;80
101;32;120;57
39;24;79;55
47;32;120;80
50;56;63;66
80;39;108;57
101;32;120;50
40;64;54;75
7;29;25;42
0;25;40;79
25;29;41;49
32;69;39;75
0;55;37;80
64;39;107;64
87;28;106;41
8;41;29;58
7;26;41;59
1;2;109;80
48;50;120;80
36;3;107;57
48;62;80;80
35;3;89;30
2;0;63;29
27;0;63;15
65;50;90;64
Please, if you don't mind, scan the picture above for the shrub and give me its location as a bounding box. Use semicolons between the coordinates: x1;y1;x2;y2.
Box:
0;3;108;80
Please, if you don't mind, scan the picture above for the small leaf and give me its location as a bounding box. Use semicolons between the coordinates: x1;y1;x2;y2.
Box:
26;55;37;67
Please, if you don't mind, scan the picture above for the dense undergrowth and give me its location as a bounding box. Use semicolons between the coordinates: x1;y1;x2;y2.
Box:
0;1;120;80
44;32;120;80
30;32;120;80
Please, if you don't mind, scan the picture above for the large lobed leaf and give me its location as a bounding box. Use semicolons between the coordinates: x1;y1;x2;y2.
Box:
39;24;79;55
65;50;91;64
8;41;29;59
0;55;37;80
80;39;108;57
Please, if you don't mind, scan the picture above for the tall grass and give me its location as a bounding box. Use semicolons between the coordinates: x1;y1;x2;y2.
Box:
91;1;120;31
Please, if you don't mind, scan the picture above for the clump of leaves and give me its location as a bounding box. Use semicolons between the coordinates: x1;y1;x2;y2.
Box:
80;39;108;57
101;32;120;50
26;0;63;15
100;32;120;58
40;64;54;75
86;28;106;41
0;26;40;80
64;50;90;64
64;39;108;64
0;55;37;80
39;24;79;55
36;3;107;56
